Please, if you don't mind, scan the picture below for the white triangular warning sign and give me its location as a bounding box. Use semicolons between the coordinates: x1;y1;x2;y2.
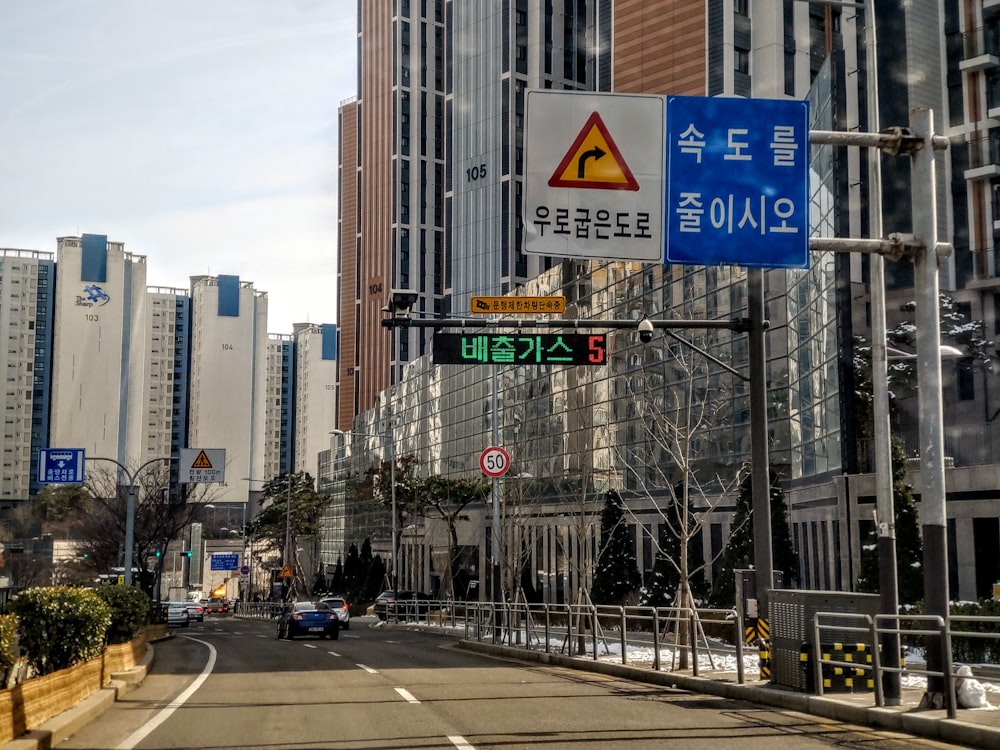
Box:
191;450;213;469
278;564;294;579
548;111;639;191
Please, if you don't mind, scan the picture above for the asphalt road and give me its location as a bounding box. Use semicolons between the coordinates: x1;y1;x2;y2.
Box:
58;615;974;750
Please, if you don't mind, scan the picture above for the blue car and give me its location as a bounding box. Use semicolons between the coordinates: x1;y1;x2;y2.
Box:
276;601;340;640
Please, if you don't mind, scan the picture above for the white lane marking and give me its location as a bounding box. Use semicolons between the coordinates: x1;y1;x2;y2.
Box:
395;687;420;704
257;634;269;638
327;651;341;657
357;663;378;674
116;636;217;750
303;643;318;649
449;736;475;750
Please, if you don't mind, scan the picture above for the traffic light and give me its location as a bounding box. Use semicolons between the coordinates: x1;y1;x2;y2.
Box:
155;550;162;557
184;551;192;557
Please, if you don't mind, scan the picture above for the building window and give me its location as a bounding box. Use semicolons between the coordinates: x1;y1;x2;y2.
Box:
734;48;750;75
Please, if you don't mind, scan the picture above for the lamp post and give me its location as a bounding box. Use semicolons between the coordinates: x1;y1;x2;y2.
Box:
89;456;171;586
285;473;292;567
240;477;265;602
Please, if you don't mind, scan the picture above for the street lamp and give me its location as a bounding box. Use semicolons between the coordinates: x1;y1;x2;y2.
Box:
285;472;292;568
89;456;171;586
204;503;217;531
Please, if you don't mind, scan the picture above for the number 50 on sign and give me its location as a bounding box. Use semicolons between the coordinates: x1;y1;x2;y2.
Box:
480;447;511;478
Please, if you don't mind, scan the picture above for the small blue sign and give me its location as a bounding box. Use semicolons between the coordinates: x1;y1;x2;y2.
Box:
211;553;239;571
38;448;86;484
665;96;810;269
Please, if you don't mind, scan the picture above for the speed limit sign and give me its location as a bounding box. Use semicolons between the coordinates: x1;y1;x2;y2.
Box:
480;446;511;478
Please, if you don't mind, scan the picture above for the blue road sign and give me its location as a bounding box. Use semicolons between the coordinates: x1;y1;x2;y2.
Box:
211;553;239;571
665;96;810;269
38;448;86;484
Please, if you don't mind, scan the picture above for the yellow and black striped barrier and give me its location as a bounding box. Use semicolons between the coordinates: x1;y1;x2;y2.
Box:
759;637;772;681
744;617;769;645
800;642;874;692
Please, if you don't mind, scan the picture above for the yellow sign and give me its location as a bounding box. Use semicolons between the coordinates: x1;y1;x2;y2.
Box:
191;450;213;469
277;564;293;579
470;296;566;315
548;112;639;190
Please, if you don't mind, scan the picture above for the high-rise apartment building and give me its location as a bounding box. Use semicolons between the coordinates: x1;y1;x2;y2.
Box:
0;248;55;503
139;287;191;499
292;323;338;481
264;333;294;484
50;234;149;469
337;0;608;428
187;274;268;503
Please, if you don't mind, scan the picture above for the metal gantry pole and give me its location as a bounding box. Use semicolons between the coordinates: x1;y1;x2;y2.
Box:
862;0;902;705
911;107;950;709
747;268;774;630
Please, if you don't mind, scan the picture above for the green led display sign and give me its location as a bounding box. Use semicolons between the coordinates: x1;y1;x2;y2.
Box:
433;333;608;365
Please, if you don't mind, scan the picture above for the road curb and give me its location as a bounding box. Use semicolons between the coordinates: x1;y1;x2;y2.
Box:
455;638;1000;748
0;641;160;750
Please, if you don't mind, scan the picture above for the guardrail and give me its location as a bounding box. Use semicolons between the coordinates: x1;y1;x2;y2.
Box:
375;598;751;684
809;609;1000;719
234;601;286;619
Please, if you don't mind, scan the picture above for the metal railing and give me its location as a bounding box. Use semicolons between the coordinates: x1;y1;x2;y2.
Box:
234;601;286;619
366;598;750;684
808;609;1000;719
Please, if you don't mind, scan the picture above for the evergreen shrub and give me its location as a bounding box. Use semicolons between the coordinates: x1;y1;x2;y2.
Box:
10;586;111;675
0;613;18;687
95;585;151;644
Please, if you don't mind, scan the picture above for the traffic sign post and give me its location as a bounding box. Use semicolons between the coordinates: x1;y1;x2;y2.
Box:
470;296;565;315
434;332;607;366
480;447;510;478
525;90;665;261
179;448;226;484
665;95;810;269
37;449;85;484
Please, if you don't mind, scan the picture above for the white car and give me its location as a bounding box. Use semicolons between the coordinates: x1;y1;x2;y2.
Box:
166;602;190;628
321;597;351;629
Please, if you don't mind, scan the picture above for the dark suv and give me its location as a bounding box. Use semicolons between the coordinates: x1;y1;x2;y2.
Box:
373;590;432;621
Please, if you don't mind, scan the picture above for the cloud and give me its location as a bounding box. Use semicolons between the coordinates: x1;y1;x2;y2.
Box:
0;0;355;333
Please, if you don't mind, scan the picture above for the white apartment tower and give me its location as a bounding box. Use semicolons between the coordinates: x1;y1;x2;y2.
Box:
187;275;268;503
50;234;149;468
292;323;338;480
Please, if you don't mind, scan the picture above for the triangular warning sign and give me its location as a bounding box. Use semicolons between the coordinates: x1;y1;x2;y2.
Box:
278;564;293;579
191;450;213;469
548;112;639;191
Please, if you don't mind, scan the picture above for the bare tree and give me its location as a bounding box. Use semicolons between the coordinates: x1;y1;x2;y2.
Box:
74;464;217;597
616;340;746;669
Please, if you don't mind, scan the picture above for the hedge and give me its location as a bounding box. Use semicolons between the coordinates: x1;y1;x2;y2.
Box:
10;588;111;676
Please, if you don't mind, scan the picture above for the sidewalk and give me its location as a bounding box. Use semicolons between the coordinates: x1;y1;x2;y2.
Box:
455;636;1000;749
0;637;162;750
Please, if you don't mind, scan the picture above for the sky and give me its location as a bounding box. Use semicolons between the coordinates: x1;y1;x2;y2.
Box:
0;0;356;333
